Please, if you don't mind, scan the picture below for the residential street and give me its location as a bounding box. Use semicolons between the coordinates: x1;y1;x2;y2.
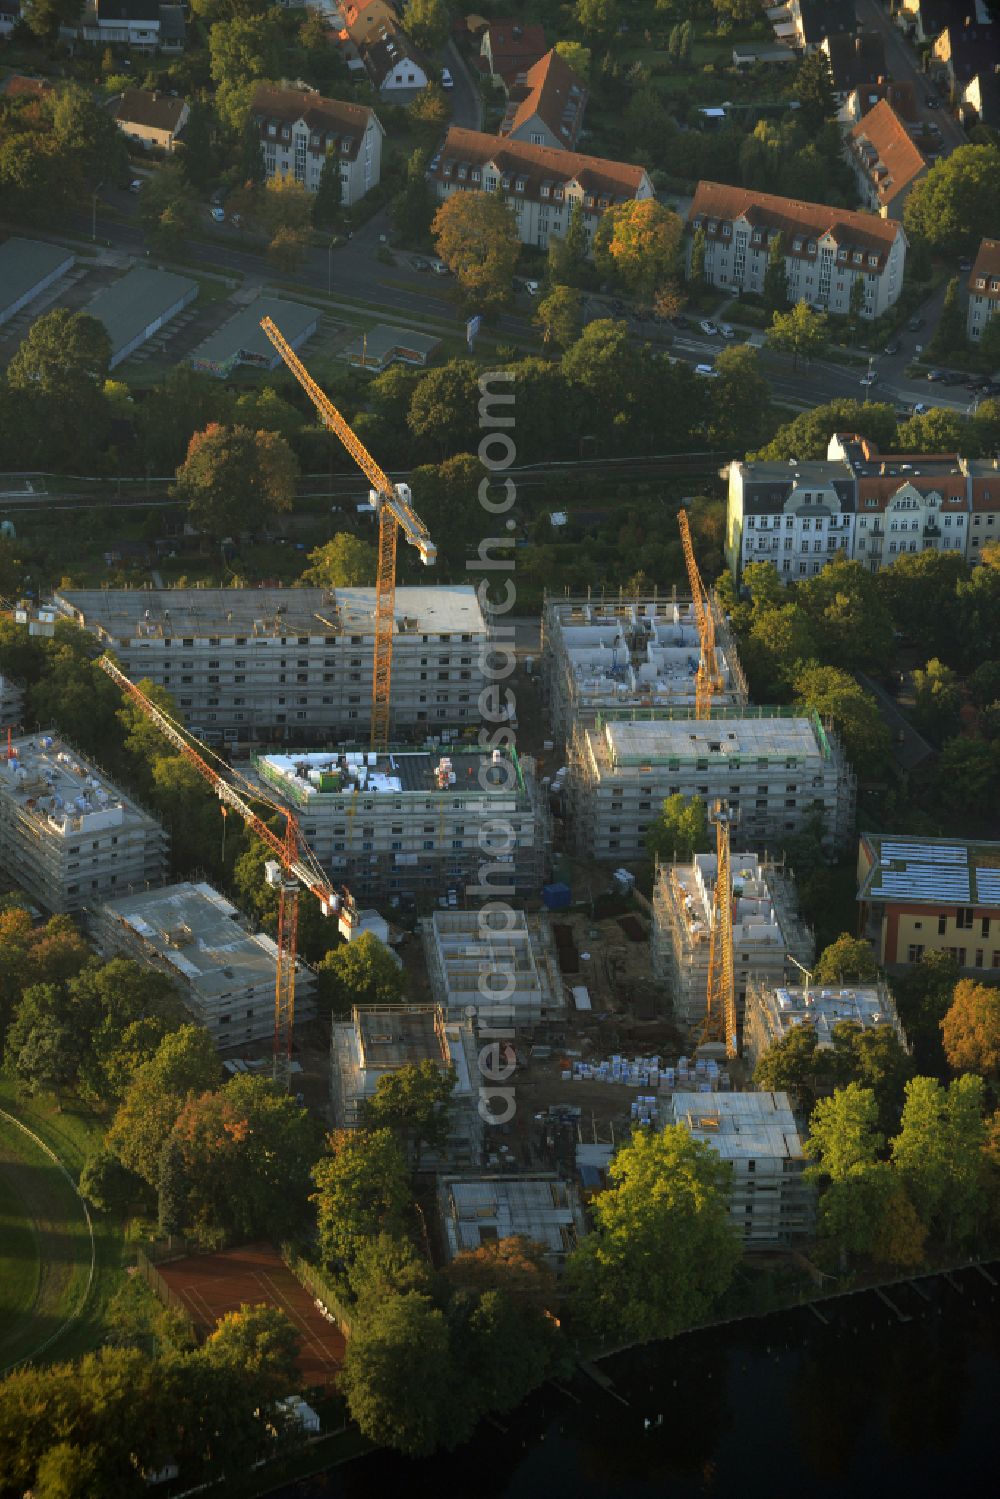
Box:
855;0;967;152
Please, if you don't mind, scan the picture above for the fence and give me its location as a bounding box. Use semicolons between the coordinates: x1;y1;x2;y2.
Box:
280;1245;354;1338
133;1241;198;1341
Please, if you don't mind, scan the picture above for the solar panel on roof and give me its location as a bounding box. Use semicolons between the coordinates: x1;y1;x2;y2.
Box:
880;841;966;863
974;869;1000;905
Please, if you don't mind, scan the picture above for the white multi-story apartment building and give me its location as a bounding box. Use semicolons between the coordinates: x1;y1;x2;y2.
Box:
430;128;653;253
725;436;1000;581
541;593;748;743
249;745;547;902
53;586;491;745
664;1091;816;1246
251;84;382;206
967;237;1000;341
652;851;814;1028
686;180;906;320
0;732;167;915
567;710;856;861
90;881;316;1048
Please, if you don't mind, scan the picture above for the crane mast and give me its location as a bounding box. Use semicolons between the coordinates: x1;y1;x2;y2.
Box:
259;316;436;751
98;655;355;1089
698;800;738;1059
678;509;722;720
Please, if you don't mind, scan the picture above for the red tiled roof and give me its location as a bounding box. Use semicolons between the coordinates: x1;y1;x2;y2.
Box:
433;127;649;208
114;87;186;134
857;472;968;511
850;99;927;208
969;237;1000;301
484;18;547;57
970;475;1000;511
687;179;902;267
251;84;377;162
501;48;587;148
0;74;54;99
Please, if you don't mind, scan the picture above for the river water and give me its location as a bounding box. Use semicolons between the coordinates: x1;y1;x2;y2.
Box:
275;1267;1000;1498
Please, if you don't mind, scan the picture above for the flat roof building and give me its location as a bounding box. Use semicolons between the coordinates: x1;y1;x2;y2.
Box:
567;709;856;862
342;322;440;371
541;593;748;742
0;237;75;327
743;977;907;1074
652;851;814;1030
437;1174;586;1269
189;295;320;379
85;266;198;369
52;584;491;744
0;731;167;914
857;831;1000;975
665;1091;815;1245
422;908;564;1029
331;1004;481;1165
252;745;548;902
90;880;315;1048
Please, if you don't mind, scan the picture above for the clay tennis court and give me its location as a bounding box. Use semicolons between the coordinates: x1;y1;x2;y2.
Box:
156;1242;345;1386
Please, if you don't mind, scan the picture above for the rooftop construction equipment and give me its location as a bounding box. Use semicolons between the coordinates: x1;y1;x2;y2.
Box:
699;800;738;1059
260;317;436;752
678;508;723;719
98;657;356;1090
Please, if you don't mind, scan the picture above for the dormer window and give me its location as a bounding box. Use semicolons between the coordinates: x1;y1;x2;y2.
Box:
443;162;453;176
515;178;526;192
554;187;564;201
268;122;277;137
853;251;863;264
721;222;731;237
792;237;802;251
341;139;352;155
471;168;481;182
708;219;717;233
868;254;879;268
992;279;1000;293
977;277;987;289
540;183;550;197
807;240;816;253
752;230;763;244
502;175;510;189
281;125;291;140
837;248;848;262
458;165;468;180
599;195;609;208
310;133;320;149
585;193;595;206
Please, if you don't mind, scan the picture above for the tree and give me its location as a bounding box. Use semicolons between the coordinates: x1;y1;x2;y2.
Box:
934;735;999;817
259;173;312;237
795;50;836;133
753;399;898;462
157;1133;187;1237
554;40;591;81
406;454;482;562
929;275;965;358
22;0;82;43
561;319;642;429
178;100;214;193
707;344;773;452
8;1013;76;1104
135;365;234;472
689;225;707;288
311;1128;412;1271
209;14;284;132
793;665;891;770
753;1024;820;1105
766;299;828;370
347;1231;431;1303
566;1126;740;1341
403;0;449;51
138;162;198;254
407;361;482;457
363;1060;456;1169
645;792;710;863
813;933;880;985
7;310;110;467
548;200;588;288
266;226;309;273
202;1304;300;1400
896;407;968;454
904;144;1000;258
172;423;298;534
237;115;265;187
233;386;303;442
912;657;963;741
52;83;128;189
893;949;960;1069
316;931;406;1014
391;147;434;244
806;1083;882;1180
106;1025;221;1188
592;200;683;300
441;1236;557;1313
743;603;819;699
891;1073;987;1245
311;151;343;230
340;1291;460;1456
534;285;583;349
432;191;520;311
574;0;617;38
941;980;1000;1079
763;231;788;316
876;550;968;662
298;533;376;588
711;0;756;22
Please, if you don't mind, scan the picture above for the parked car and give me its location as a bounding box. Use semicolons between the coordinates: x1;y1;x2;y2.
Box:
210;206;225;223
410;256;428;271
883;339;901;355
926;369;945;381
859;371;879;386
908;316;925;331
925;95;940;108
524;279;541;295
913;402;929;415
694;363;719;377
441;68;454;89
699;319;718;336
718;323;735;338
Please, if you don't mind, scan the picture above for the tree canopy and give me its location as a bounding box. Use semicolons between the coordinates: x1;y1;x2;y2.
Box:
171;423;298;534
432;191;520;311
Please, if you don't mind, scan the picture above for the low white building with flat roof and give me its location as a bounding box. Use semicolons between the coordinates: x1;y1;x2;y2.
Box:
331;1004;481;1166
652;852;814;1028
53;584;491;745
567;710;856;862
90;880;315;1048
437;1174;586;1270
665;1090;815;1245
0;731;167;914
422;907;564;1029
743;978;907;1074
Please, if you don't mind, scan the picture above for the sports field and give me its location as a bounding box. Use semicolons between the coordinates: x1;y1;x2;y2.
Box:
0;1112;95;1373
157;1242;346;1386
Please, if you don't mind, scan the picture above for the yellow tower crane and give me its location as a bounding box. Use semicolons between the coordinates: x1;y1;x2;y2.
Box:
260;317;436;752
678;508;722;720
98;656;356;1091
698;799;739;1060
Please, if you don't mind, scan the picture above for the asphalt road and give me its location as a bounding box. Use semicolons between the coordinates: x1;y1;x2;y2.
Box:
856;0;967;153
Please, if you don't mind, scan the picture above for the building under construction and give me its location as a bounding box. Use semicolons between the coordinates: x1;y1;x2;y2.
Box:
250;745;549;902
90;881;316;1048
330;1004;482;1166
743;978;907;1074
422;907;565;1029
0;673;23;731
0;731;167;914
540;592;748;742
437;1175;586;1270
665;1091;815;1246
53;585;491;744
567;708;856;862
652;851;814;1029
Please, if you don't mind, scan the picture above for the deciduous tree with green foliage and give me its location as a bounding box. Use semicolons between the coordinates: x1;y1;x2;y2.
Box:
403;0;449;50
567;1126;740;1341
311;1128;412;1271
645;792;710;863
763;230;788;316
904;144;1000;258
172;423;298;534
752;399;898;461
298;533;376;587
107;1025;221;1188
340;1291;458;1456
794;50;836;133
793;664;891;770
7;310;111;468
814;933;880;985
766;299;829;370
363;1059;456;1169
555;40;591;80
593;200;683;300
891;1073;988;1246
432;190;520;311
534;285;583;349
316;930;406;1013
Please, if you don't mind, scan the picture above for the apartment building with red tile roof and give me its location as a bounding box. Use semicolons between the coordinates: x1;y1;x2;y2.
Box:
251;85;382;206
849;100;928;219
500;48;587;151
967;238;1000;341
480;18;547;90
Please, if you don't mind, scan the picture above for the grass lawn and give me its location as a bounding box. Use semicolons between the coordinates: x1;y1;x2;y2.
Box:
0;1079;130;1368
